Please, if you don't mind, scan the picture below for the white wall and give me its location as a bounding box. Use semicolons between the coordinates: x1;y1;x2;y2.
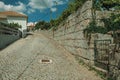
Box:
0;34;20;49
7;16;27;32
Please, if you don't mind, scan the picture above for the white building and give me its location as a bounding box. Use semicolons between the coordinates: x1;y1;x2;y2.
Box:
27;22;35;31
0;11;28;33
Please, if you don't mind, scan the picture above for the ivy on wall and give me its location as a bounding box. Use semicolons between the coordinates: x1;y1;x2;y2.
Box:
83;13;120;40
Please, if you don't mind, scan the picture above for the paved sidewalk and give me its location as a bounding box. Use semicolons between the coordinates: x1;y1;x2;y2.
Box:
0;33;103;80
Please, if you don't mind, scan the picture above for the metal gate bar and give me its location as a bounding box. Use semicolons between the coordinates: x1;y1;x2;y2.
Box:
94;39;111;70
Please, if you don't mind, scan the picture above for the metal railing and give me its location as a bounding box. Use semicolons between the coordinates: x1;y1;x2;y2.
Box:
0;23;20;35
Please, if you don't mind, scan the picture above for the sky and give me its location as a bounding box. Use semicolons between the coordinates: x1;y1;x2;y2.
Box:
0;0;69;22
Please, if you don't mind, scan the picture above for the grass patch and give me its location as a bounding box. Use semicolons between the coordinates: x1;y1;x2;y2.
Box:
89;67;107;80
75;55;107;80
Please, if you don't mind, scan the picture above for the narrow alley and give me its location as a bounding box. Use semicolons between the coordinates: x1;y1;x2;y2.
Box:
0;32;102;80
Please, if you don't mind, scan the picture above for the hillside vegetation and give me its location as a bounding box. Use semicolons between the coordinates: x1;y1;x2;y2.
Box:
34;0;87;30
35;0;120;31
84;0;120;35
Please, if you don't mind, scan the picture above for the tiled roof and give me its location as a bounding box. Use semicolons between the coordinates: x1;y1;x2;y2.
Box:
0;11;27;18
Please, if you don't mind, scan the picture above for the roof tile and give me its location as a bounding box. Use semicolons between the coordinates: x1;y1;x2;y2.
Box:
0;11;27;18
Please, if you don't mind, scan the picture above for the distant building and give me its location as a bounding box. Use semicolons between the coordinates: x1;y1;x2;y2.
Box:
0;11;28;33
27;22;35;31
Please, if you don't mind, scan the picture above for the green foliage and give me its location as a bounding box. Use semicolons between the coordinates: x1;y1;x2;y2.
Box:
9;23;22;29
74;0;87;11
102;0;120;4
84;13;120;36
50;0;87;29
94;0;120;10
83;21;107;34
34;21;51;30
101;13;120;31
75;55;107;80
89;67;107;80
0;22;21;29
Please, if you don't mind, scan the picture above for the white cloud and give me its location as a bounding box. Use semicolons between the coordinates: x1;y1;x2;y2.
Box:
0;1;5;11
0;1;26;12
0;0;68;14
28;0;66;13
51;7;57;12
28;0;52;10
27;8;35;14
54;0;65;5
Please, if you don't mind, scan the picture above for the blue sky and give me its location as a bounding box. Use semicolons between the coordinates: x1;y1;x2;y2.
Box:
0;0;69;22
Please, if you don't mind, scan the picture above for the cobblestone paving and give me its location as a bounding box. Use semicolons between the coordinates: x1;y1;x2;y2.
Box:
0;33;103;80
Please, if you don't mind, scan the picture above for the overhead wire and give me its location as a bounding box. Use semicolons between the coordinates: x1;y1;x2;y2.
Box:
37;0;51;22
37;11;50;22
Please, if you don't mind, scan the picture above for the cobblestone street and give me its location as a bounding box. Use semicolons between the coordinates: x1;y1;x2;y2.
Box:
0;33;103;80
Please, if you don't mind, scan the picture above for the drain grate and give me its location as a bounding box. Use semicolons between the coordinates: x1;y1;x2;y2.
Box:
39;59;52;63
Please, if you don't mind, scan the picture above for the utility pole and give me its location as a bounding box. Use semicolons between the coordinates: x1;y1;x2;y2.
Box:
50;9;54;38
52;1;58;38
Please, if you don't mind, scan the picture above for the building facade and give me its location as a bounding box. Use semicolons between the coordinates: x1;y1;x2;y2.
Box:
0;11;28;33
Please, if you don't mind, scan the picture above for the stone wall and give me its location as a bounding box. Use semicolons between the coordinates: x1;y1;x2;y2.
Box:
54;1;92;61
108;44;120;80
51;0;113;66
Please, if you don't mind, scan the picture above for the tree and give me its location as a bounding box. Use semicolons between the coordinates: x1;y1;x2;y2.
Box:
34;21;51;30
9;23;22;29
94;0;120;10
84;13;120;35
0;22;21;29
49;0;87;30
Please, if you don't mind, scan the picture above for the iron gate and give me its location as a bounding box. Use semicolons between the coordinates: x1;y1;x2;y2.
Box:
94;39;111;70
